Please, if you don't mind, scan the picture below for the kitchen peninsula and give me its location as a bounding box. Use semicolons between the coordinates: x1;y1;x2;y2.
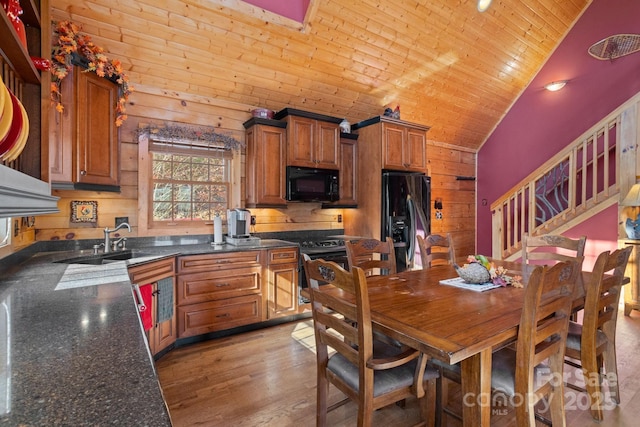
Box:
0;237;298;425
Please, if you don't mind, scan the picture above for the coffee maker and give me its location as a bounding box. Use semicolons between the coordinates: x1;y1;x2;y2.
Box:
227;208;251;238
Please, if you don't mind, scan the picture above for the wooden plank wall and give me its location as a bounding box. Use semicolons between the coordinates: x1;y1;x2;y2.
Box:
34;87;345;241
33;87;476;246
427;142;477;262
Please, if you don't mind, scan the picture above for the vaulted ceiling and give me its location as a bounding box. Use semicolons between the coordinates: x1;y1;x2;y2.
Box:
50;0;591;150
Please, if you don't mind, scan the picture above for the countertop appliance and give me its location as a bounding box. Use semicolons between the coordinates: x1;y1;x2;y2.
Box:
227;208;251;238
381;171;431;271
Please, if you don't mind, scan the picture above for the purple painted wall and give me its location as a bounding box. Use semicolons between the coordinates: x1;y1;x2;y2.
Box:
242;0;310;23
477;0;640;256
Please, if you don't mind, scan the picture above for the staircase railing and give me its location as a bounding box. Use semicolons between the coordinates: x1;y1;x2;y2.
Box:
491;92;640;260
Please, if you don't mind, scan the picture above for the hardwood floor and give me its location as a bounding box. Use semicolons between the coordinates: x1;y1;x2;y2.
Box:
157;309;640;426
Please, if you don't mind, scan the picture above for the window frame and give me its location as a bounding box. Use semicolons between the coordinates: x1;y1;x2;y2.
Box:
137;128;242;236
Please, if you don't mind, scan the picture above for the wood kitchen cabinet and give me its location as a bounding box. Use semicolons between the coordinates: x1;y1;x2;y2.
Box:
128;257;177;357
49;64;120;191
176;251;264;337
266;247;299;319
325;133;358;207
275;108;341;170
354;116;430;173
345;116;430;240
621;240;640;315
244;118;287;207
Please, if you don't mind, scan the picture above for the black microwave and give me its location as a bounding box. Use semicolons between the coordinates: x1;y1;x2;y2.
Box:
286;166;339;202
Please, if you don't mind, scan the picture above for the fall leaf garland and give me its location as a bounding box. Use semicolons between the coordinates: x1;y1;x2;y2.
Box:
50;20;133;127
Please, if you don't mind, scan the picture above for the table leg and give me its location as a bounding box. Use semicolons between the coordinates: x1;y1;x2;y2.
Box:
460;349;492;427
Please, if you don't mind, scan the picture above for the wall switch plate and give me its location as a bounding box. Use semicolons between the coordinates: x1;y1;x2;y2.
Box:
337;214;343;223
115;217;129;226
250;215;256;225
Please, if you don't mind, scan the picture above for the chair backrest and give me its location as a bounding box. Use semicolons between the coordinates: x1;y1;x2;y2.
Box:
515;260;579;403
521;233;587;265
417;233;456;268
345;237;397;276
304;258;373;380
582;246;632;349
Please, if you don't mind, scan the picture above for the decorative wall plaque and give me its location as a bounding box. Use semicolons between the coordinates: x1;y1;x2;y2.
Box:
70;201;97;223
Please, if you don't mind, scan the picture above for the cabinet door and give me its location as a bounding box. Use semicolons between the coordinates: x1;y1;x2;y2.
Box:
266;247;299;319
287;116;316;167
75;69;119;186
246;124;287;206
315;121;340;169
406;128;427;171
153;277;178;355
382;123;406;170
331;136;357;206
267;263;298;319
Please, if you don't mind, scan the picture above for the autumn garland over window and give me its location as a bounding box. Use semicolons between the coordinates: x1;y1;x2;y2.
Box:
51;20;133;126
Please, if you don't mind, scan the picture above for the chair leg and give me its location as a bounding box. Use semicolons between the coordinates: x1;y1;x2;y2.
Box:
317;374;329;426
548;384;568;427
582;358;604;421
603;344;621;405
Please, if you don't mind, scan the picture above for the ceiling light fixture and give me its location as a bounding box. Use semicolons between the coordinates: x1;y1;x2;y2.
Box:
544;80;568;92
477;0;492;12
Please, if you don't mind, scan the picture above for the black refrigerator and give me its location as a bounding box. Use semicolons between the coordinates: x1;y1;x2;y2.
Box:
381;171;431;271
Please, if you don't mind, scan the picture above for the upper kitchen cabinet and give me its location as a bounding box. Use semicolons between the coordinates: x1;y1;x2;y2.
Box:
49;63;120;191
274;108;341;170
354;116;430;173
324;133;358;208
244;117;288;207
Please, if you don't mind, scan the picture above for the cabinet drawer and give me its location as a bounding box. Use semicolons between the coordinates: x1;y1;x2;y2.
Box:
177;251;262;274
267;247;299;265
128;257;175;284
177;266;262;305
177;294;263;338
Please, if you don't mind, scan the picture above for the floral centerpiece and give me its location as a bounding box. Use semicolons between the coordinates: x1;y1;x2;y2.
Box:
455;255;522;288
50;20;133;126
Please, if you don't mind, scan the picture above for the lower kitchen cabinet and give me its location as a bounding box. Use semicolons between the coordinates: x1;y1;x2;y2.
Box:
128;257;177;357
176;250;264;338
177;294;263;337
266;247;299;319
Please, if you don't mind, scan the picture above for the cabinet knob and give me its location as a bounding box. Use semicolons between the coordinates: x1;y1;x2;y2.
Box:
80;170;87;176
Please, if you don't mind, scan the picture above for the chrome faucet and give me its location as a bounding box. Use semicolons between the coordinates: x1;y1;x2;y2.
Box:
104;223;131;253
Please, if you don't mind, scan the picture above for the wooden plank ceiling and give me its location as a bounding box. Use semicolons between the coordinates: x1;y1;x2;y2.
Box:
50;0;590;150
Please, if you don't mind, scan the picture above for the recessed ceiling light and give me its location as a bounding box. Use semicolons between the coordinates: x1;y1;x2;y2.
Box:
544;80;568;92
477;0;492;12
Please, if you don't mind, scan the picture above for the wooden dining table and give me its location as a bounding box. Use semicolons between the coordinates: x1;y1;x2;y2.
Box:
362;259;590;427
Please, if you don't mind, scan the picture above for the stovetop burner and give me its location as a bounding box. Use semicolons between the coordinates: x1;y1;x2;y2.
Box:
300;239;345;248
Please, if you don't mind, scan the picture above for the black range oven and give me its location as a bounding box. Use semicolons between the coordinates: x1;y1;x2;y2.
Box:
298;238;348;303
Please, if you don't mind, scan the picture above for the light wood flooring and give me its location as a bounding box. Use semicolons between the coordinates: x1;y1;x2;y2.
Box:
156;309;640;426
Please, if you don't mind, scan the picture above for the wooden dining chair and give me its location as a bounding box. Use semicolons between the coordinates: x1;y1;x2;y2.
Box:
564;246;632;421
521;232;587;265
417;233;456;268
303;257;439;427
434;260;580;426
491;260;580;426
345;237;397;277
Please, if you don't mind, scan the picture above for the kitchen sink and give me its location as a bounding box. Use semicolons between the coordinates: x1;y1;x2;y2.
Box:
55;249;157;265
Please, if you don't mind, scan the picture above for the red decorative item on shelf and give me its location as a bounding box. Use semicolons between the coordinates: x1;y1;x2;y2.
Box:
1;0;27;50
30;56;51;71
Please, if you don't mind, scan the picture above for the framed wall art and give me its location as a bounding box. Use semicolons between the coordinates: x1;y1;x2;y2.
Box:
70;201;98;223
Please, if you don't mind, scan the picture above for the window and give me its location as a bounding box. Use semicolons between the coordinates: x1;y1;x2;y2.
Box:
149;140;232;225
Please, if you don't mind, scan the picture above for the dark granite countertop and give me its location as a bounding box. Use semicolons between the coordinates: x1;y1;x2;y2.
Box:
0;237;299;426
